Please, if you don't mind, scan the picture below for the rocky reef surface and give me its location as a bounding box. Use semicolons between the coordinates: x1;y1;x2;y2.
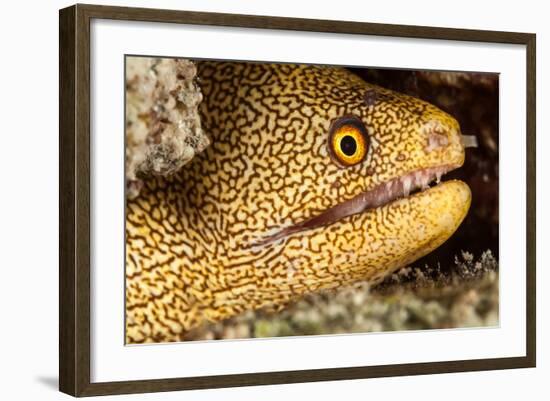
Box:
125;57;209;198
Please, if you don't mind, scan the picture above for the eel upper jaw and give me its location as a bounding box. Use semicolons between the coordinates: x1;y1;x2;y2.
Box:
254;164;461;247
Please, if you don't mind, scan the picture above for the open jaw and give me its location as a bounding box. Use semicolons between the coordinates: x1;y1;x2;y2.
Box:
254;164;461;246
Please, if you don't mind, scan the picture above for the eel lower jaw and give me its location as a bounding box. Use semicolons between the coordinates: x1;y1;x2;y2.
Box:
254;164;462;247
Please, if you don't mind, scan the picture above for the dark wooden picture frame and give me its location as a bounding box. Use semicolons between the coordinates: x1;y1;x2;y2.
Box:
59;3;536;397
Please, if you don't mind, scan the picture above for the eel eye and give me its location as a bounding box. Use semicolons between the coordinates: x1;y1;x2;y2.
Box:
328;116;369;167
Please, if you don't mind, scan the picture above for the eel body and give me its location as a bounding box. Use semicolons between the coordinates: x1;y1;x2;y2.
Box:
126;61;471;343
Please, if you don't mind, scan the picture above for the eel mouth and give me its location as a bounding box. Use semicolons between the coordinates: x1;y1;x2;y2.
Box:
254;164;461;246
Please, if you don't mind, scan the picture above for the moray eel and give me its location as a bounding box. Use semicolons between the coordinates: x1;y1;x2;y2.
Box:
126;61;471;343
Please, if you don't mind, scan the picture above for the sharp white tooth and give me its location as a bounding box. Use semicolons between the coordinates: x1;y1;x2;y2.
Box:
422;174;430;189
418;173;423;188
436;171;442;184
403;176;411;197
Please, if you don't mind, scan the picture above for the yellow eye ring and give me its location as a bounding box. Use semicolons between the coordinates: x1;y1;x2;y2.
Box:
328;116;369;167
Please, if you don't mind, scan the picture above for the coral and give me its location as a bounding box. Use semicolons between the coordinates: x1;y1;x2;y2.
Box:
125;57;209;198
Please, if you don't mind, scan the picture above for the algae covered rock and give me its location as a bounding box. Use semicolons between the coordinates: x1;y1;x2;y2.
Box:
125;57;209;198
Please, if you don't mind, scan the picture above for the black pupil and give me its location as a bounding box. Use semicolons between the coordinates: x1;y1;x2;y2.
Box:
340;135;357;156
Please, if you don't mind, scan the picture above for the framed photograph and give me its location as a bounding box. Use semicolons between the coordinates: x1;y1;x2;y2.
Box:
59;4;536;397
